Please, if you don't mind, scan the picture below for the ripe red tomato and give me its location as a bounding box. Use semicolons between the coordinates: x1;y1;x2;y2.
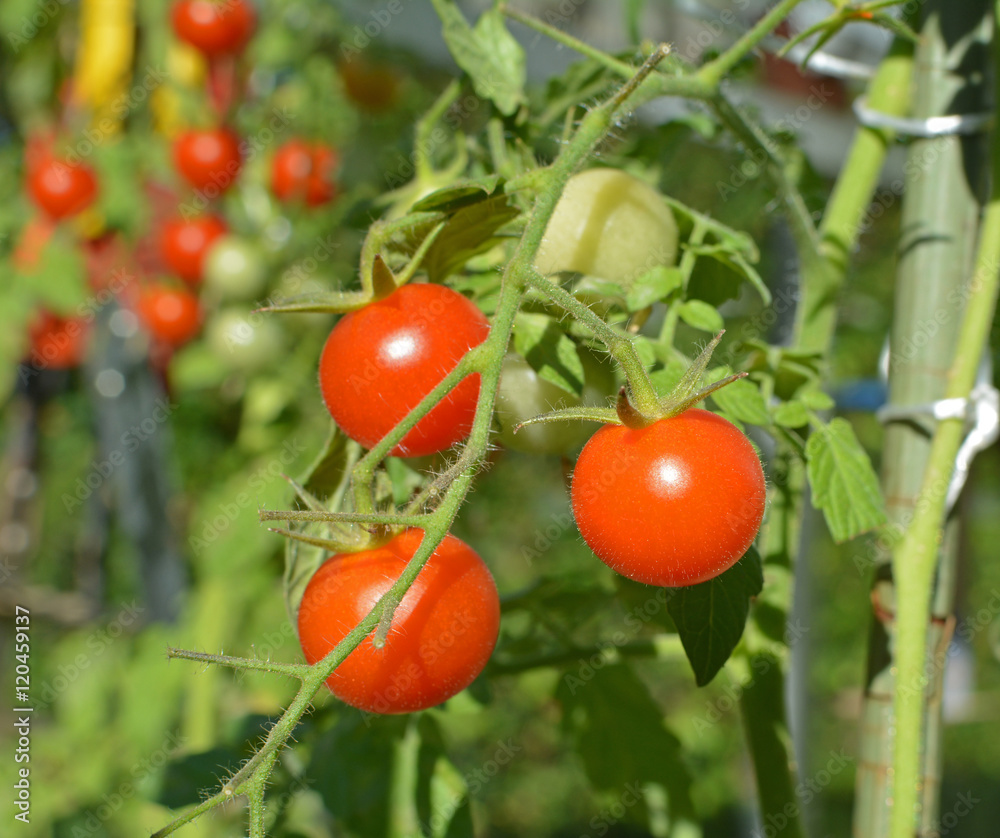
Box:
135;283;203;347
571;409;766;586
173;128;242;193
27;311;90;370
170;0;255;56
296;529;500;714
159;215;227;284
270;140;339;207
27;158;98;220
318;283;489;457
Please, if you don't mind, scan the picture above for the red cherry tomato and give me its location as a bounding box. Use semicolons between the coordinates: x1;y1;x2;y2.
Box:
27;311;90;370
270;140;339;207
136;283;203;347
571;409;766;586
170;0;255;56
318;283;489;457
173;128;242;193
296;529;500;714
159;215;228;284
27;158;98;220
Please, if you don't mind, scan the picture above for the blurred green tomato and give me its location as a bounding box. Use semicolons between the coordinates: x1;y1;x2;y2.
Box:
534;168;678;287
495;350;615;455
207;308;285;370
204;235;268;300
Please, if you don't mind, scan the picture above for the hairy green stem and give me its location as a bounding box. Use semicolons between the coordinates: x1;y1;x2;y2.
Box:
697;0;808;87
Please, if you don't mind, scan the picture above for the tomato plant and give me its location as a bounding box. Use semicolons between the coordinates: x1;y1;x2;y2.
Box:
571;408;766;586
135;283;203;348
318;283;489;457
170;0;255;56
172;128;242;193
495;349;615;454
27;158;98;220
534;168;678;287
270;139;339;207
159;215;227;284
296;529;500;714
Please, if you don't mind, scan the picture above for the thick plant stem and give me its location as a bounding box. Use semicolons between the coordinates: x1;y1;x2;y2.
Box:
794;41;915;353
887;4;998;832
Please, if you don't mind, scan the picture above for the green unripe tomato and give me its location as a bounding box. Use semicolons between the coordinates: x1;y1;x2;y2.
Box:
207;308;285;370
495;349;615;455
203;235;268;301
534;168;678;287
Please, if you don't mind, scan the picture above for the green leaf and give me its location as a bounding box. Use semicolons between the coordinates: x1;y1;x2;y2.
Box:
410;175;503;214
416;716;472;838
772;400;810;428
806;417;887;542
625;266;683;311
309;714;408;837
709;376;771;425
666;547;764;686
677;299;724;333
799;387;835;411
556;664;695;820
514;312;585;395
422;194;520;282
431;2;526;116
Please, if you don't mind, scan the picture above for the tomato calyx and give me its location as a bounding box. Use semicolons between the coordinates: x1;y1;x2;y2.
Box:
514;330;748;433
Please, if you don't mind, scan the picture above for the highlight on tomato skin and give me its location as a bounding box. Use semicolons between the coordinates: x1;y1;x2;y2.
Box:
318;283;490;457
295;529;501;714
570;408;766;587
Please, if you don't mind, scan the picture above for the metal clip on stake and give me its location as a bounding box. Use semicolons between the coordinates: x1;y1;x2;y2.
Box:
852;96;993;138
876;360;1000;514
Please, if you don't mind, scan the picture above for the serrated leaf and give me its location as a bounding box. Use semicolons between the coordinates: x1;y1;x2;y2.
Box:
513;312;585;394
431;2;526;116
625;265;683;311
806;417;887;542
677;299;724;333
422;194;520;282
557;664;695;820
772;400;810;428
709;376;771;425
666;547;763;686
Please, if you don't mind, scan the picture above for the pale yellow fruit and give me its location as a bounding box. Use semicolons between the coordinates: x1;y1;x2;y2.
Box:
534;168;678;287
